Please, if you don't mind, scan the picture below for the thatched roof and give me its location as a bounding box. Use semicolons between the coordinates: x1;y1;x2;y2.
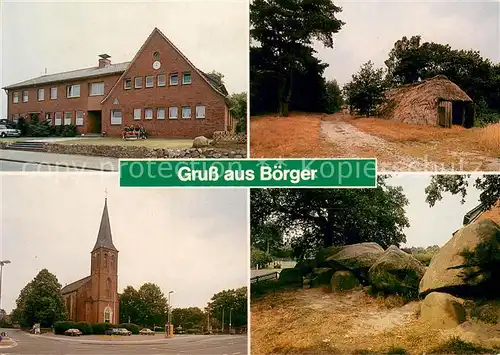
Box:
385;75;472;103
378;75;472;125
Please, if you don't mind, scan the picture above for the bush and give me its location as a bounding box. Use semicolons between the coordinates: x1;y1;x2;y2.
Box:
74;322;93;335
92;322;114;335
60;125;77;137
117;323;140;334
414;253;433;266
26;120;51;137
53;321;78;335
186;328;202;334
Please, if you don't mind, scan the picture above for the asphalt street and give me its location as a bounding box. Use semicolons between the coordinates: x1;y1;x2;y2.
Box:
0;161;85;172
0;329;248;355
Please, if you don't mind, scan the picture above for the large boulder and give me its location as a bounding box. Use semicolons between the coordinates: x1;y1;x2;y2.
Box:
315;246;344;267
294;259;317;276
419;219;500;295
331;271;360;292
279;268;302;285
311;267;334;286
420;292;466;329
326;242;384;279
368;246;426;297
192;136;211;148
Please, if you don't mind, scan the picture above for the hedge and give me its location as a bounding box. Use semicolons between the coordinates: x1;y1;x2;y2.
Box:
92;322;115;335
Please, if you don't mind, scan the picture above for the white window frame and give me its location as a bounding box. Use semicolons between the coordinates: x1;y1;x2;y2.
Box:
196;105;206;119
76;111;84;126
145;76;154;88
124;79;132;90
169;74;178;86
13;92;19;104
182;106;192;119
38;88;45;101
157;108;165;120
50;87;57;100
67;84;80;98
90;82;105;96
182;72;192;85
169;106;178;119
22;91;28;102
157;74;166;87
64;112;72;125
145;108;153;120
134;77;143;89
111;110;122;125
55;112;62;126
45;113;52;123
134;108;142;120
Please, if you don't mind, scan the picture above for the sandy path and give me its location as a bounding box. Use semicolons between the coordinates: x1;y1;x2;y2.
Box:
320;116;500;171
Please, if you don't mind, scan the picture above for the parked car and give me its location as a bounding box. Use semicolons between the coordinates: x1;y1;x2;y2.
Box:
104;328;120;336
0;124;21;138
139;328;155;335
64;328;82;336
117;328;132;336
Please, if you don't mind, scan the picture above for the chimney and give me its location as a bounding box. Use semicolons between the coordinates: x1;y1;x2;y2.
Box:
98;54;111;68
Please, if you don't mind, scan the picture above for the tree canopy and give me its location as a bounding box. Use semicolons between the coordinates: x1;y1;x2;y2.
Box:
250;0;345;116
425;175;500;210
11;269;67;328
171;307;205;331
251;176;410;259
207;287;247;328
119;283;168;327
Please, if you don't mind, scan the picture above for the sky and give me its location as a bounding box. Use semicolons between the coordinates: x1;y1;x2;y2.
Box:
387;173;484;248
0;173;249;313
0;0;249;118
314;0;500;85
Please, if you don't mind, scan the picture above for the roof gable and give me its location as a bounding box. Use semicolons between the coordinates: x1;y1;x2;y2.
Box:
61;275;91;294
101;27;228;103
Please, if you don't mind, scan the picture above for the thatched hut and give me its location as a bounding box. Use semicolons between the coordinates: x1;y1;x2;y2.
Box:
379;75;474;128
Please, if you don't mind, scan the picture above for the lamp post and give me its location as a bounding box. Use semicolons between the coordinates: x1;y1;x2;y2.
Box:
229;308;232;334
0;260;11;311
168;291;174;337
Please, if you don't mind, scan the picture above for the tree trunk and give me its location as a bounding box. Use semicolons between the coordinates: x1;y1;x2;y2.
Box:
323;217;334;247
279;68;293;117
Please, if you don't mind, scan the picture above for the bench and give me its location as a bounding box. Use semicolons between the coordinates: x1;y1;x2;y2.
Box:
122;131;139;140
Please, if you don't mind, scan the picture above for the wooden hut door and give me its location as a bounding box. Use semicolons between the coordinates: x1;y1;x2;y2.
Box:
438;106;446;127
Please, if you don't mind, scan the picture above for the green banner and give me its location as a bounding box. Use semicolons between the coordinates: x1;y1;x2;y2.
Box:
119;159;377;188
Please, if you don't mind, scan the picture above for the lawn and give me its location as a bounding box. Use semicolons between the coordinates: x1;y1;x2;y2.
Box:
58;137;194;149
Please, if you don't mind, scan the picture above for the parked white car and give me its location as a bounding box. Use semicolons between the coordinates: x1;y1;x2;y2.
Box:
0;124;21;138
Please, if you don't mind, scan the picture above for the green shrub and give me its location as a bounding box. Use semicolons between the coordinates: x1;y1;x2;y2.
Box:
26;120;51;137
60;125;77;137
117;323;140;334
414;253;433;266
92;322;114;335
53;321;78;335
74;322;93;335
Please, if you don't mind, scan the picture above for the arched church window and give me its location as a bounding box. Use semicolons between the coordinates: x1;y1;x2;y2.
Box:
107;278;112;298
104;253;108;268
153;51;160;60
104;307;111;323
111;255;115;270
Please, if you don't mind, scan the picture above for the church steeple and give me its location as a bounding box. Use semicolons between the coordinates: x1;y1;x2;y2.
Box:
92;194;118;252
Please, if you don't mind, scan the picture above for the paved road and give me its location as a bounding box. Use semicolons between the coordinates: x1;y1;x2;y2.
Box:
0;161;85;172
0;150;118;172
0;329;247;354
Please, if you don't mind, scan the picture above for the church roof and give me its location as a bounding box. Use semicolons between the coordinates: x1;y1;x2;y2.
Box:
61;275;91;295
92;198;118;252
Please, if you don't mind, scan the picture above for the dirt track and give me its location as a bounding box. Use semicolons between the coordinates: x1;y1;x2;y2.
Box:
319;113;500;171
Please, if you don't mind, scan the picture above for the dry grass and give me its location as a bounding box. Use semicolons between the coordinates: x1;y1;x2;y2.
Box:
58;137;194;149
479;123;500;153
250;113;338;158
251;288;496;355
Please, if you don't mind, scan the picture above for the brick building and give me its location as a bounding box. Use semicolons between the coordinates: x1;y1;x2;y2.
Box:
2;28;233;138
61;197;119;324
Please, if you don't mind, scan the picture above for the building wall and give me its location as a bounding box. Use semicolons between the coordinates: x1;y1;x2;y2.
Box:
101;31;227;138
7;74;121;134
90;248;119;324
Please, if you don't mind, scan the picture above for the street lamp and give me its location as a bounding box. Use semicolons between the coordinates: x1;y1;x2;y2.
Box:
229;308;232;334
0;260;11;311
168;291;174;337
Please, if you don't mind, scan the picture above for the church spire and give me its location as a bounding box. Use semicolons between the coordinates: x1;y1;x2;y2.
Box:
92;193;118;252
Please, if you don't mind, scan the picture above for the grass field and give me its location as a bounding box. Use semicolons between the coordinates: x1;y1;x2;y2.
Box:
250;112;499;170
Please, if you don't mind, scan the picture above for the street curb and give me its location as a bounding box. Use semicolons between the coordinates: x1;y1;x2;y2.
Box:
29;334;180;345
0;158;117;172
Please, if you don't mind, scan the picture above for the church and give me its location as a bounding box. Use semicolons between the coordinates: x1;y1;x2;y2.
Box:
61;196;119;324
